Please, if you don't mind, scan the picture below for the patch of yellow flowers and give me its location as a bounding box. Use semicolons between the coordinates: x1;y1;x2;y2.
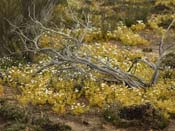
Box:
155;0;175;9
148;14;175;34
1;42;175;118
107;25;150;46
38;24;150;47
131;20;146;31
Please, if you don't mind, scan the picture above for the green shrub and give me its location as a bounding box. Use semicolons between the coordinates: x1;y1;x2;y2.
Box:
104;103;169;129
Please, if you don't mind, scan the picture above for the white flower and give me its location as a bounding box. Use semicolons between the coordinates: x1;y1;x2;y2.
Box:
101;83;106;88
137;20;143;24
75;89;79;93
108;116;111;119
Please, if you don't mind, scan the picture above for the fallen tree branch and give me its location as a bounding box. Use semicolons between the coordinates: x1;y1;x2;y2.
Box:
8;13;175;88
128;58;156;72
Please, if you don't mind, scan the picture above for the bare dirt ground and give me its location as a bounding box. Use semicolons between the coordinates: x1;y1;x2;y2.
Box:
54;112;175;131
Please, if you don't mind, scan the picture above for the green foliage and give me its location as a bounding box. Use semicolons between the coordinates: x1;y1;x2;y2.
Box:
0;0;22;56
161;53;175;69
0;0;59;57
103;102;122;124
117;1;153;27
0;57;26;69
0;100;28;122
0;98;72;131
104;103;169;129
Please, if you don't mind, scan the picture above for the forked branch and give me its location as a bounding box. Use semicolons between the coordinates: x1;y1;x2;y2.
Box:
9;16;175;88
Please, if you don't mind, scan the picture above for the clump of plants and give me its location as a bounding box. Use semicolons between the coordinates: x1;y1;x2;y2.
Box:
161;53;175;69
131;21;146;31
103;102;169;129
0;98;72;131
107;24;150;46
162;69;175;80
1;40;175;118
0;99;28;122
148;14;175;33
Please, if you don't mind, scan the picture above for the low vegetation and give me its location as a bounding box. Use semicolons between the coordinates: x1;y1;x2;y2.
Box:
0;0;175;130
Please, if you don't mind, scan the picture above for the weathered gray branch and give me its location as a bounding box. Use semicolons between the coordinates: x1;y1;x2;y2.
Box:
9;15;175;88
